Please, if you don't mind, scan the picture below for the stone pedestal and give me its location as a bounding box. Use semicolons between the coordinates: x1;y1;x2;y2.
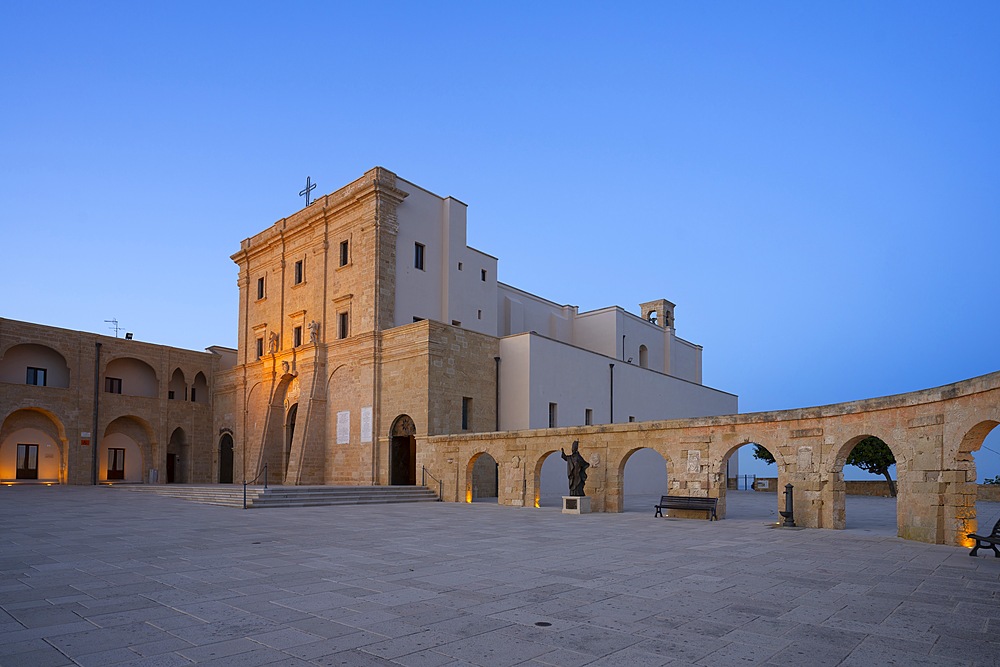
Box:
562;495;591;514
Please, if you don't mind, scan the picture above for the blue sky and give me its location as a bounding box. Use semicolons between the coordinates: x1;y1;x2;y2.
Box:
2;2;998;480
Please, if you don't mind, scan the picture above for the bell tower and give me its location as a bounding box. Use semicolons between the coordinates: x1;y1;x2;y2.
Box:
640;299;675;330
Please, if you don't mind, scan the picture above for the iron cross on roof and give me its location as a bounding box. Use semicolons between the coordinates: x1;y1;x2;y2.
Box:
299;176;317;206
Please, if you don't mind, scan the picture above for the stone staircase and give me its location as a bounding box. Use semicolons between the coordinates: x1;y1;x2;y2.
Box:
105;484;440;509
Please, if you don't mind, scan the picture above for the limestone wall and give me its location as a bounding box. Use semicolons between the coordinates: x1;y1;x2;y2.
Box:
419;369;1000;547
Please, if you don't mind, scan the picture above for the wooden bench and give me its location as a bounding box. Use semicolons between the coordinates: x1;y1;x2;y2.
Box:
654;495;718;521
967;517;1000;557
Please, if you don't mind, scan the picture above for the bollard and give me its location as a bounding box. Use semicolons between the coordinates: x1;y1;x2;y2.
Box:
779;483;796;527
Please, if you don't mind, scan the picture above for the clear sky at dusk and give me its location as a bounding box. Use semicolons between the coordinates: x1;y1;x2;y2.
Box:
2;2;998;479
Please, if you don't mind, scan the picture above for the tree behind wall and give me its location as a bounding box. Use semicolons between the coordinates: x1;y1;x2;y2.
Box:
753;438;897;497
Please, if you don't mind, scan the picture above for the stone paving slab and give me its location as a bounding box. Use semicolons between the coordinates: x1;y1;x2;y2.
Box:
0;487;998;666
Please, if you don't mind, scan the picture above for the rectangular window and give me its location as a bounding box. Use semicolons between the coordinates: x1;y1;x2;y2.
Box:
26;367;47;386
190;388;197;402
16;444;38;480
481;269;487;282
548;402;558;428
339;240;349;267
477;310;482;320
294;259;304;285
413;316;424;323
452;320;461;327
105;377;122;394
294;326;302;347
628;416;636;423
256;337;264;359
458;262;463;270
257;276;265;300
462;397;472;430
107;448;125;480
585;409;593;426
414;243;425;270
168;390;175;400
338;311;349;339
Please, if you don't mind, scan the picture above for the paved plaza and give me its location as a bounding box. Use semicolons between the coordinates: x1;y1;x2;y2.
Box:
1;488;998;666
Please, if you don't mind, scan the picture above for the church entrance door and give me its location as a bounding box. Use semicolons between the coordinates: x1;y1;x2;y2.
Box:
219;434;234;484
389;415;417;486
166;454;176;483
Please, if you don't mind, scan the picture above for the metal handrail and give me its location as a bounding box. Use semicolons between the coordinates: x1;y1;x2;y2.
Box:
421;466;443;501
243;463;268;509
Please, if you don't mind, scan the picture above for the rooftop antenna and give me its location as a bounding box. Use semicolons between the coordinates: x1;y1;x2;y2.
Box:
104;318;122;338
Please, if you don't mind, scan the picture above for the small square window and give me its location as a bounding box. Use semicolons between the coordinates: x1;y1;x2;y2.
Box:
293;326;302;347
26;367;47;386
256;337;264;359
105;377;122;394
257;276;265;300
414;243;425;270
548;402;558;428
338;312;349;339
452;320;461;327
481;269;487;282
168;390;175;400
462;397;472;430
339;240;349;267
628;416;636;423
585;409;593;426
294;259;304;285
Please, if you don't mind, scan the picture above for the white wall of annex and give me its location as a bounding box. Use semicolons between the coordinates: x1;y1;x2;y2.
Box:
498;333;736;431
500;334;738;430
497;334;532;430
448;244;497;337
670;337;702;384
497;284;575;342
393;182;445;327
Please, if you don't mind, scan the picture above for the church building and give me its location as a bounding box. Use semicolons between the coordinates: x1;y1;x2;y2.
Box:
213;167;737;488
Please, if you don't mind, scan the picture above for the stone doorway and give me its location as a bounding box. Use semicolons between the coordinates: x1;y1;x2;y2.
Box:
389;415;416;486
219;434;234;484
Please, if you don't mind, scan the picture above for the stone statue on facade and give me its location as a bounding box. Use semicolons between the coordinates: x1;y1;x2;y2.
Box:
268;331;279;353
561;440;590;497
308;320;320;344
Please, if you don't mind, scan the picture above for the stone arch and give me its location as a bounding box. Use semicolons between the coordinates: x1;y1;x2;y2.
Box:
104;357;158;397
609;445;674;513
466;450;500;503
716;439;784;520
531;449;560;509
191;371;208;403
166;427;189;483
638;345;649;369
828;433;905;533
168;368;186;400
389;414;417;485
103;415;153;483
954;420;1000;544
284;403;299;479
0;343;71;388
0;408;68;483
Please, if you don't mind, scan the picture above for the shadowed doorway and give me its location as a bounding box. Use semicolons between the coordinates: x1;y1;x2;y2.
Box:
390;414;416;485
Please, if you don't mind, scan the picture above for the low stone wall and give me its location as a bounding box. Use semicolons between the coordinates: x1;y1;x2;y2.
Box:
753;477;778;492
747;481;1000;499
979;484;1000;502
846;481;895;497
